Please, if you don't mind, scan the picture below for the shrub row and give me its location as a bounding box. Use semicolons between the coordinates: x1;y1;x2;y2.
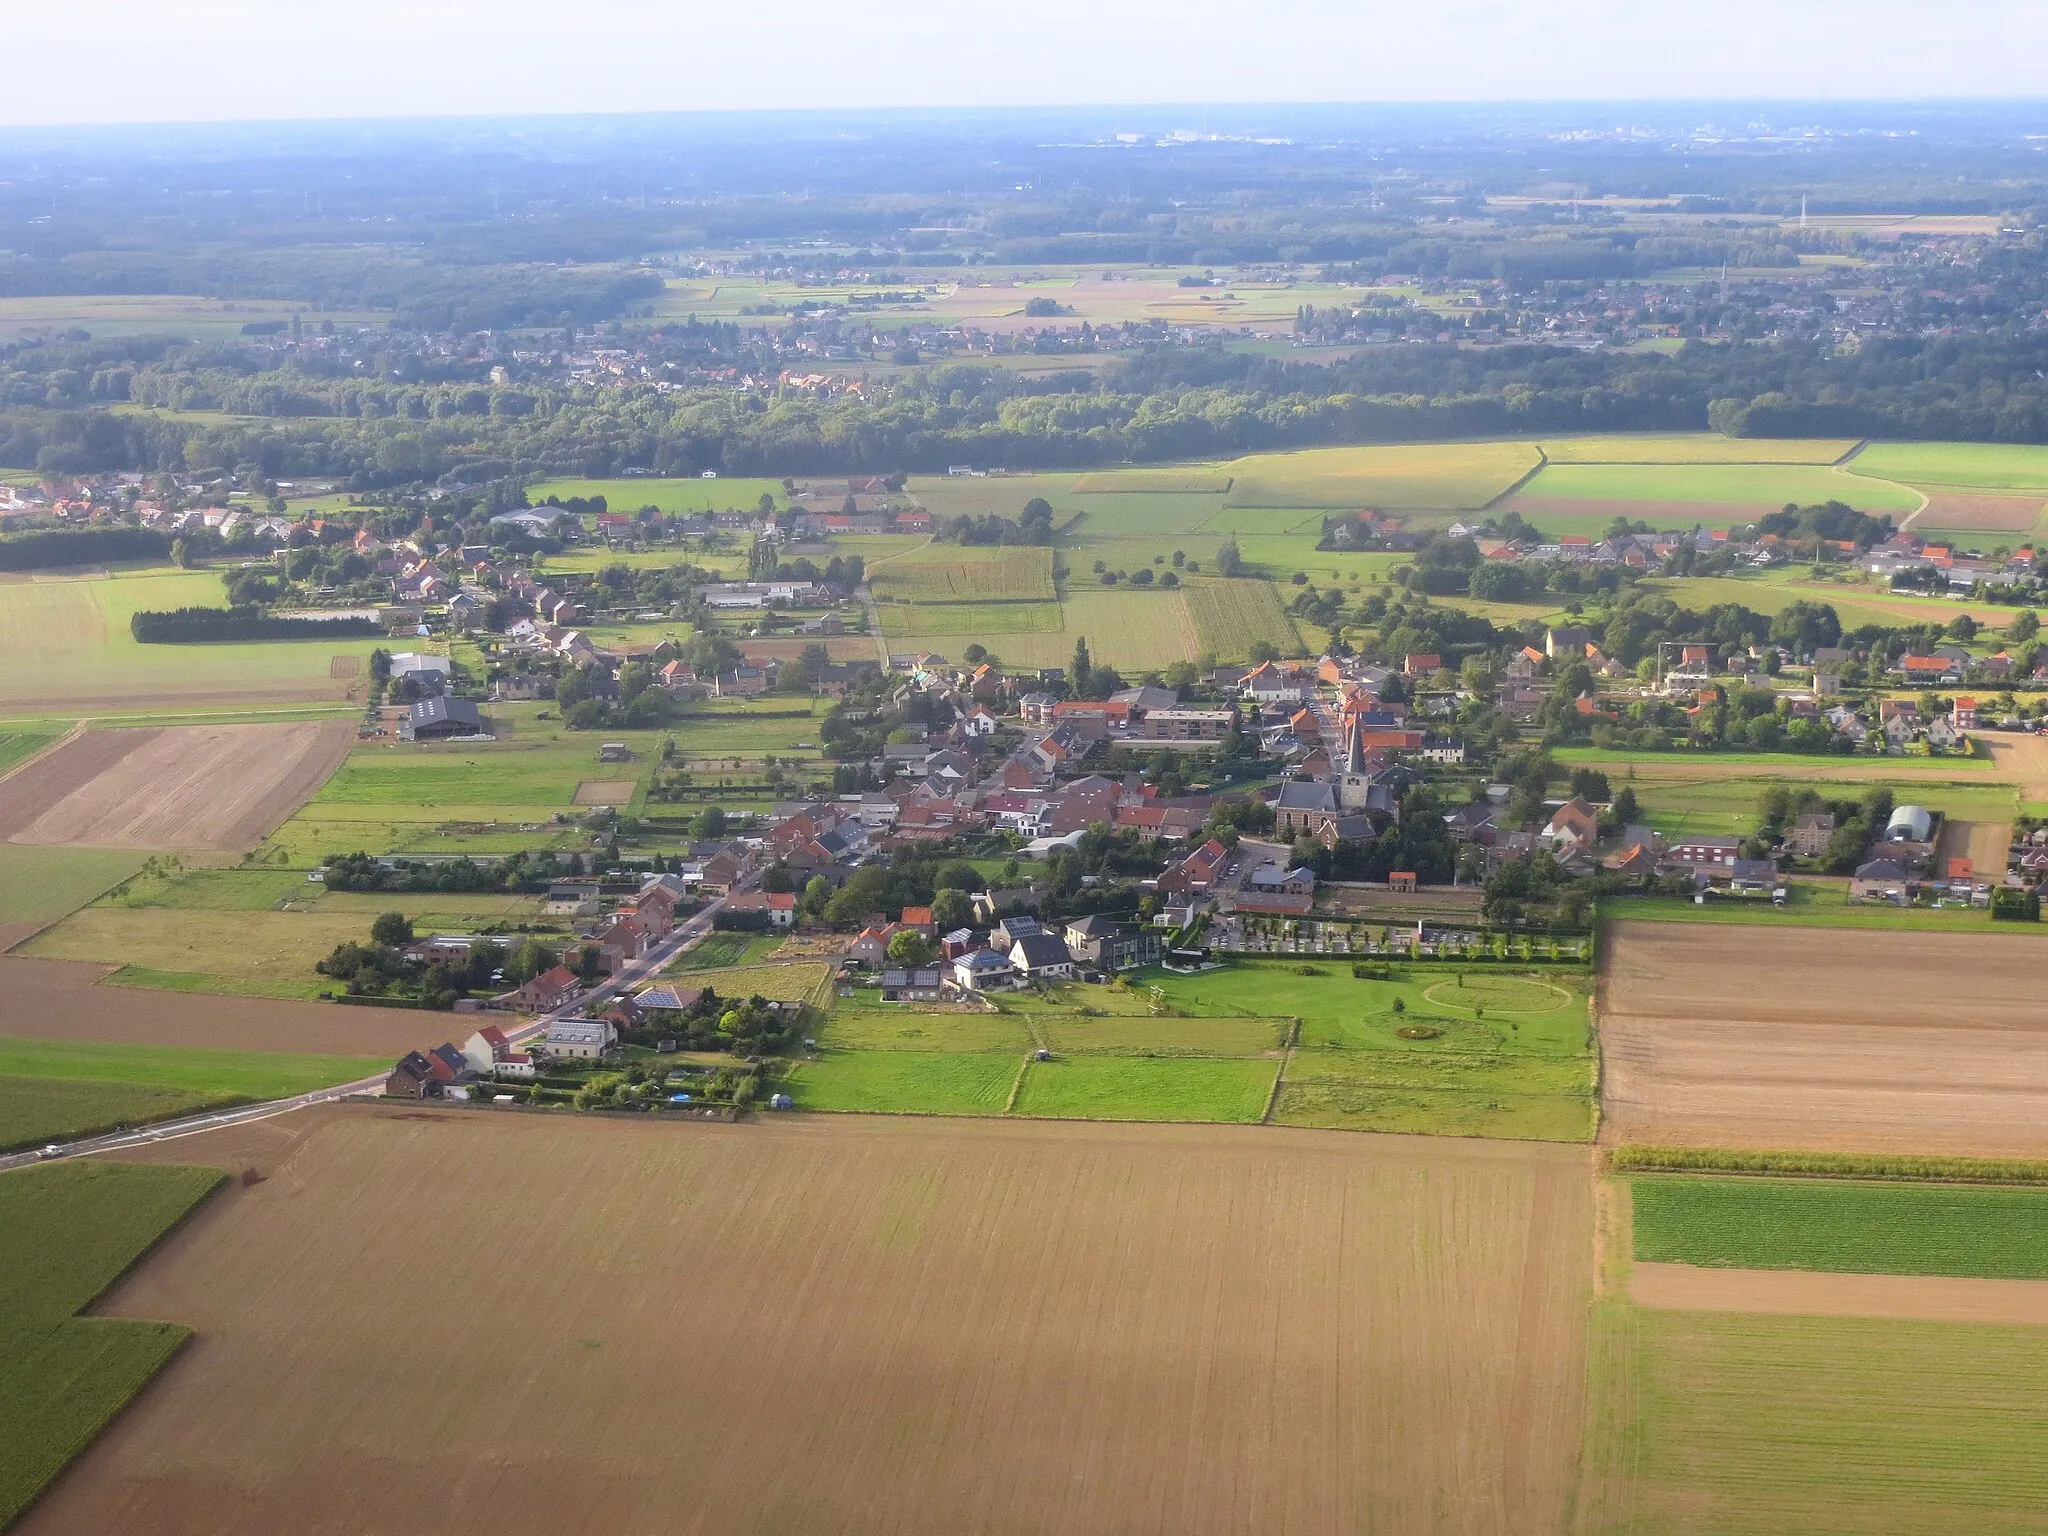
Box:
0;525;169;570
1609;1144;2048;1185
130;606;379;643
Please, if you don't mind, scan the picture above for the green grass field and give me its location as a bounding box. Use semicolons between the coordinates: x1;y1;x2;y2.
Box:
1060;491;1230;535
0;1160;225;1528
1850;441;2048;491
1600;884;2037;934
1068;469;1233;494
1012;1055;1277;1122
868;545;1055;602
1638;570;2024;631
1221;441;1541;509
1513;462;1921;512
1538;435;1860;465
819;1007;1034;1053
1631;1176;2048;1279
0;1036;385;1149
0;727;61;775
781;1049;1023;1114
875;600;1063;636
667;932;785;971
0;568;384;711
1575;1304;2048;1535
0;847;148;927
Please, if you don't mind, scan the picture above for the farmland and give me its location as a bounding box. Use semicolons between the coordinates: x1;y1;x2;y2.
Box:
794;961;1594;1142
0;568;383;713
1599;923;2048;1156
24;1107;1591;1536
1510;461;1922;514
0;955;437;1057
1183;578;1305;659
1630;1176;2048;1279
0;293;386;341
0;1159;224;1529
1221;441;1542;509
0;721;354;852
1850;440;2048;491
1575;1304;2048;1534
524;475;787;514
0;1036;383;1149
868;545;1055;602
1539;435;1858;464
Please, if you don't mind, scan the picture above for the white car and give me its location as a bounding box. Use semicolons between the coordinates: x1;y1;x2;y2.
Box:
36;1144;65;1161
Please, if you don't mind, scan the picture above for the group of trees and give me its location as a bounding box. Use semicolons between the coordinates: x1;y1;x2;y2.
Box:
315;913;568;1008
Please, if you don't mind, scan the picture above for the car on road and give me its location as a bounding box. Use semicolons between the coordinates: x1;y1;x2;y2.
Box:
36;1144;65;1160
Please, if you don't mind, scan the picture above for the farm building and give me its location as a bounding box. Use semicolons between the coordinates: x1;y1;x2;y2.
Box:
403;695;487;741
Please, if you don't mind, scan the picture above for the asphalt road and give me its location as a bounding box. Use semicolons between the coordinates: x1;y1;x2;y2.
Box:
0;893;731;1173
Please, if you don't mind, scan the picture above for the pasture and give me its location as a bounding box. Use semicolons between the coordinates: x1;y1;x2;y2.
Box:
793;962;1594;1142
1510;461;1921;513
0;294;386;341
1851;440;2048;491
0;845;148;928
1630;1175;2048;1280
27;1108;1591;1536
0;568;384;712
1220;441;1541;509
1538;434;1859;464
0;1160;225;1530
867;545;1055;602
524;475;787;514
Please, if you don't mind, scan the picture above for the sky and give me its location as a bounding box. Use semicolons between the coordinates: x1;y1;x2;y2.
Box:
6;0;2048;126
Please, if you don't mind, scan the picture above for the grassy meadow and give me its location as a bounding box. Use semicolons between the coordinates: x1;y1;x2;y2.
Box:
0;567;384;712
783;961;1594;1142
1513;461;1922;512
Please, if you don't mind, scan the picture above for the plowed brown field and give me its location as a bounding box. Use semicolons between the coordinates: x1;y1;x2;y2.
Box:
31;1109;1592;1536
1630;1261;2048;1326
1600;922;2048;1155
0;721;351;851
0;957;437;1057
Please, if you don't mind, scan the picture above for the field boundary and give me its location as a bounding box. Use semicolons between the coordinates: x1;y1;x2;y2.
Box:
1482;444;1549;509
1608;1144;2048;1186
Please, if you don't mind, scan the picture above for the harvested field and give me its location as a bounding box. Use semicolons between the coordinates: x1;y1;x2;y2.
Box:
1184;577;1303;660
1599;922;2048;1155
1909;492;2044;532
0;957;437;1058
868;546;1055;602
1538;434;1859;464
1221;441;1540;510
326;654;361;679
571;779;636;806
0;722;352;852
1630;1262;2048;1325
38;1108;1593;1536
1499;495;1805;526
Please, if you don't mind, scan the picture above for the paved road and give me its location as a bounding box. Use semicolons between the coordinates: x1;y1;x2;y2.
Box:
0;893;730;1173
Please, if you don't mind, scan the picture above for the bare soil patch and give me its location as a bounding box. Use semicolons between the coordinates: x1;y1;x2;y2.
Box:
0;956;434;1057
1601;922;2048;1156
0;721;352;851
571;779;636;806
36;1109;1592;1536
1631;1261;2048;1326
1934;818;2011;881
1912;492;2044;532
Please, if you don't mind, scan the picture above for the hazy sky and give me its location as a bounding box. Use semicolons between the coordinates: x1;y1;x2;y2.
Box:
7;0;2048;125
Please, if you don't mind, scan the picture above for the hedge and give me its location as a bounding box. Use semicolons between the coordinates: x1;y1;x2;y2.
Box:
1609;1144;2048;1186
131;606;379;643
0;525;171;571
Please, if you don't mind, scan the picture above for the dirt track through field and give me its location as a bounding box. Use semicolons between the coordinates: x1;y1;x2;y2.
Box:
0;721;352;850
1630;1261;2048;1326
34;1110;1592;1536
1600;922;2048;1156
0;957;438;1057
